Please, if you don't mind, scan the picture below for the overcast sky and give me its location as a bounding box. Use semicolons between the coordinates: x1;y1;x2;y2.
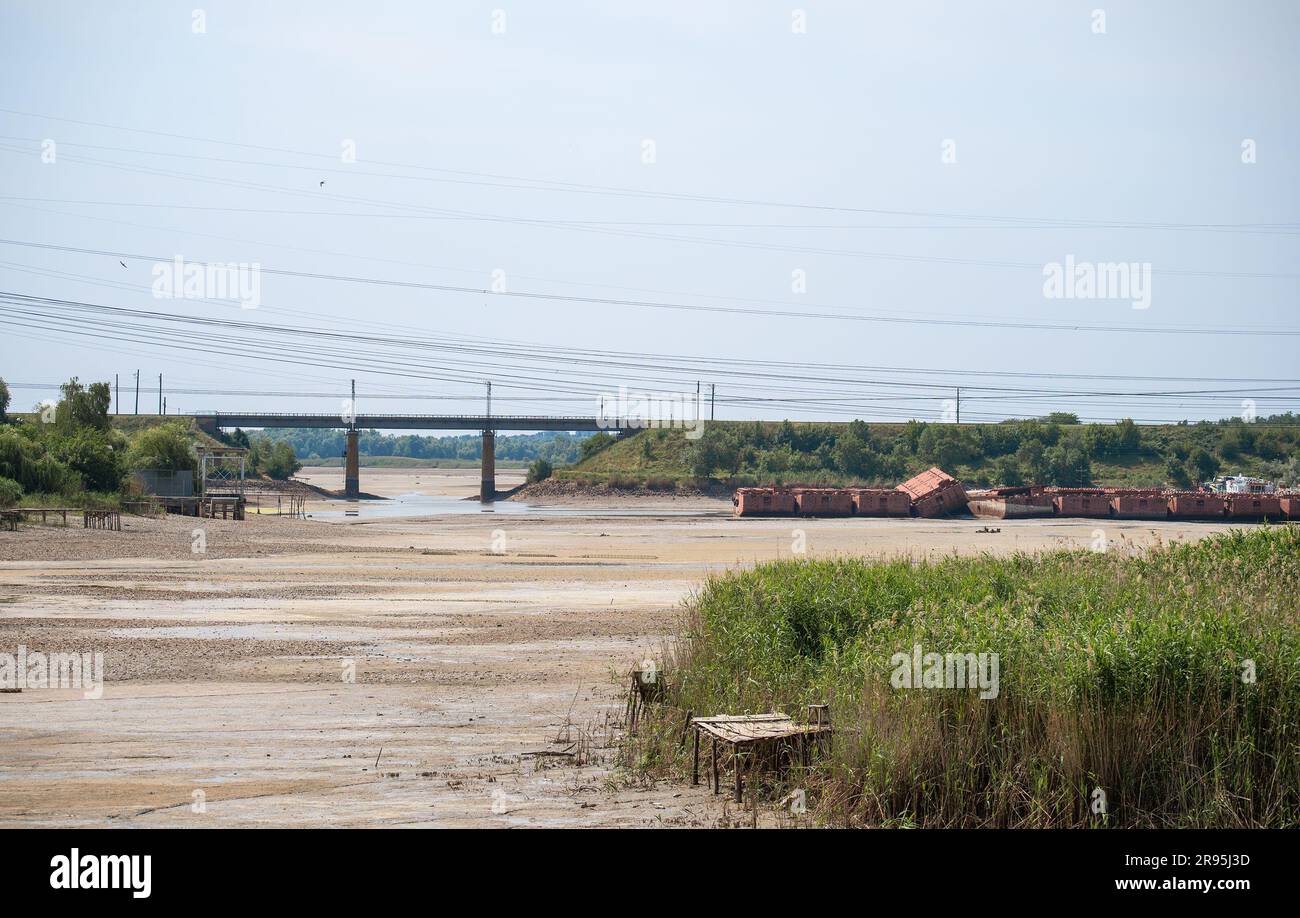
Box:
1;0;1296;429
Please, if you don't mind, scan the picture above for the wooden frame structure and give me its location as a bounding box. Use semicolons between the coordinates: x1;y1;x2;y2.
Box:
83;510;121;531
690;707;832;803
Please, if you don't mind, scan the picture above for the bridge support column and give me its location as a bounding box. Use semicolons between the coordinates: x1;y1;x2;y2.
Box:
345;429;360;499
480;430;495;501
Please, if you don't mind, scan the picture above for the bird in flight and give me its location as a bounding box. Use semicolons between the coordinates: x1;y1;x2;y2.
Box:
319;180;326;187
118;261;127;268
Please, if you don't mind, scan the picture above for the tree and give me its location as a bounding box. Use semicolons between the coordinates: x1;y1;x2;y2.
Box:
48;429;125;492
527;458;553;483
1165;456;1192;489
1253;430;1288;461
900;420;926;454
691;426;740;479
0;377;10;424
1043;444;1091;486
263;441;301;480
1015;439;1050;483
129;424;196;472
55;378;111;432
833;433;876;478
993;456;1024;487
1115;417;1140;452
1084;424;1119;459
1188;448;1220;483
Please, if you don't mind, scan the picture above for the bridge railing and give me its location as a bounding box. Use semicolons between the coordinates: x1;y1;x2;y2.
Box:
197;412;597;421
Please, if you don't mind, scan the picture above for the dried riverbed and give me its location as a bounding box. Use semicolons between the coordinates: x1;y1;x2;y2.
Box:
0;468;1243;827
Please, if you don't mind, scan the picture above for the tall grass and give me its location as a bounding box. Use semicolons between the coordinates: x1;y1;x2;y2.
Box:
623;527;1300;827
17;491;123;511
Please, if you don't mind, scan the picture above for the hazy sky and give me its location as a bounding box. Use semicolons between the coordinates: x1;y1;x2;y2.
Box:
1;0;1297;429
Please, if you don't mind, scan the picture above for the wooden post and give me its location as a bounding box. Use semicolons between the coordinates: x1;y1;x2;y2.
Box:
692;727;700;785
711;739;719;794
734;749;744;803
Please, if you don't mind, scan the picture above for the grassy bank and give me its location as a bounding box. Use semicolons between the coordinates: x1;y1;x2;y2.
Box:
622;526;1300;827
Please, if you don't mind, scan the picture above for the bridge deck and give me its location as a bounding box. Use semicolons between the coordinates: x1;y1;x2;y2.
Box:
196;413;604;431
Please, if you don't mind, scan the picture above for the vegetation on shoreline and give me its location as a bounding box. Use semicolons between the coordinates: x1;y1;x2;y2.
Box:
561;416;1300;490
621;527;1300;827
0;377;304;506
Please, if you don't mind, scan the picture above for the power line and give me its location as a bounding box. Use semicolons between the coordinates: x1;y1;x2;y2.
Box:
3;239;1296;336
2;108;1295;231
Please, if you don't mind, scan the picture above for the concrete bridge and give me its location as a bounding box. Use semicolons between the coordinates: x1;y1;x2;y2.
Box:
194;413;605;500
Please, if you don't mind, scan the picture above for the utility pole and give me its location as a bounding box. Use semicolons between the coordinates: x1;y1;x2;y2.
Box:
350;379;356;427
133;370;139;415
114;374;119;415
710;383;716;421
163;397;167;416
956;388;961;424
158;374;163;415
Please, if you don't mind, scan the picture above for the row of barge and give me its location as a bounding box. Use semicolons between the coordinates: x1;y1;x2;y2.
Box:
733;468;1299;521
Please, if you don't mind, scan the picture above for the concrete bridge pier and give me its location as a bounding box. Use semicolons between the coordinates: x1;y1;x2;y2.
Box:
345;429;360;499
480;429;495;501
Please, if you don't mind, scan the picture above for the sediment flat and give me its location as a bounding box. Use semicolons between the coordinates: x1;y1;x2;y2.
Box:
0;468;1244;827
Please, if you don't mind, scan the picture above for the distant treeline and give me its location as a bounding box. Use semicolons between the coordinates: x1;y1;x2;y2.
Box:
688;413;1300;489
246;428;594;465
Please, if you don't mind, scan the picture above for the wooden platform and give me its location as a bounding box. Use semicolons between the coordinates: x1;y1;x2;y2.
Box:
5;507;75;526
692;713;827;744
691;709;832;803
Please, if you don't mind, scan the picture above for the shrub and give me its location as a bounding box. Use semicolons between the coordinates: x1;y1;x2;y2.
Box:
527;458;553;483
0;476;22;507
128;423;196;473
262;442;301;480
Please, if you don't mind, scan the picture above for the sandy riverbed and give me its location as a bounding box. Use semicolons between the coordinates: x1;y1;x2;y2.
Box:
0;468;1246;827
